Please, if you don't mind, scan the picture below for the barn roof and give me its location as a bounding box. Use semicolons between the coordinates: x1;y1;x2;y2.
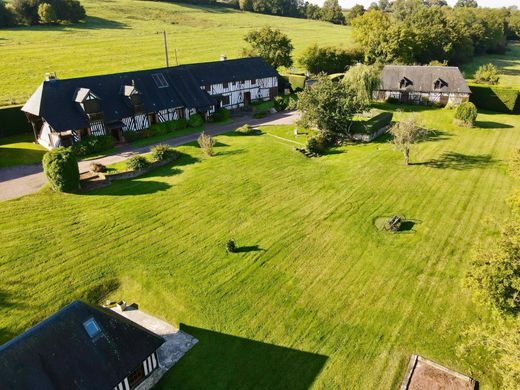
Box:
379;65;471;94
22;57;278;132
0;300;164;390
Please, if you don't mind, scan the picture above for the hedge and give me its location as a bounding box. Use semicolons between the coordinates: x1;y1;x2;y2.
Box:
71;135;114;157
251;100;274;113
354;112;393;134
469;84;520;114
42;147;80;192
0;105;31;137
124;118;187;142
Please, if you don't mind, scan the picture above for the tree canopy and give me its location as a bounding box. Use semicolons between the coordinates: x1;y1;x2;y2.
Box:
243;26;294;69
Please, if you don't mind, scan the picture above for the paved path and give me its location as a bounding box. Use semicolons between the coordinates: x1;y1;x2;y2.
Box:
0;110;300;201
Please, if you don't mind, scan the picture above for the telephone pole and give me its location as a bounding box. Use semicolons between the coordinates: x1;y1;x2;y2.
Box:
163;31;169;68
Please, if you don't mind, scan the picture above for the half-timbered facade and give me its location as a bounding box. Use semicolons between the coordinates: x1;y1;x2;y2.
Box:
374;65;471;107
22;57;279;149
0;300;166;390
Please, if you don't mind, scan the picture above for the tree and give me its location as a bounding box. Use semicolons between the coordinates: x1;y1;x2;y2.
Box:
454;102;478;127
346;4;364;25
508;11;520;39
389;116;429;165
320;0;345;25
304;2;321;20
425;0;447;6
342;64;381;106
42;147;80;192
11;0;39;25
239;0;253;11
298;44;362;74
197;131;216;156
296;74;365;136
474;63;500;85
243;26;293;69
38;2;57;24
0;0;15;26
377;0;391;12
54;0;85;22
455;0;478;7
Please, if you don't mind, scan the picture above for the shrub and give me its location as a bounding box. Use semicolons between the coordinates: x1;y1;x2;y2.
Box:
188;113;204;128
38;2;57;24
306;132;330;155
89;162;106;173
274;94;298;111
251;100;274;113
474;63;500;85
197;131;215;156
42;147;80;192
386;97;399;104
150;144;177;162
454;102;478;127
226;240;236;253
126;155;149;171
358;112;393;134
209;108;230;123
71;135;114;157
469;84;519;113
235;124;257;135
299;44;363;74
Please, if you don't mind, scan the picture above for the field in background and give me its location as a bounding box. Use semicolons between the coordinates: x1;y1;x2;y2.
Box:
1;106;519;388
0;0;352;107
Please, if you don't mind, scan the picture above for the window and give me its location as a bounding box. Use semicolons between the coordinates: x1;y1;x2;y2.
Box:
223;82;229;89
433;78;447;90
83;318;101;338
399;77;412;89
152;73;169;88
221;95;230;106
127;365;145;389
251;79;256;85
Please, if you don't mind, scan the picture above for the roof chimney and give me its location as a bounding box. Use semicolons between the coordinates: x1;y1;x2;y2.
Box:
44;72;57;82
220;54;227;61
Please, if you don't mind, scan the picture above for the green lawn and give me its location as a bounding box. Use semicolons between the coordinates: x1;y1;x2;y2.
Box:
0;133;45;168
0;0;352;107
1;105;518;388
462;42;520;89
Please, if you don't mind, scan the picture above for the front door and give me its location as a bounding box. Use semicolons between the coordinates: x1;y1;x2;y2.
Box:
244;91;251;106
110;128;124;142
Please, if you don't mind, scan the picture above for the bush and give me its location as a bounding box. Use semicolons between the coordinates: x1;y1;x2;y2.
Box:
150;144;177;162
226;240;236;253
197;131;215;156
469;84;519;113
306;132;331;155
209;108;230;123
188;113;204;128
42;147;80;192
299;44;363;74
235;124;257;135
89;162;106;173
360;112;393;134
454;101;478;127
126;155;149;171
123;118;187;142
251;100;274;113
37;2;57;24
71;135;114;157
274;94;298;111
474;63;500;85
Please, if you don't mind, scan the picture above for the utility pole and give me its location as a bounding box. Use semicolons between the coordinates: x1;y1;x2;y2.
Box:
163;31;169;68
174;49;179;66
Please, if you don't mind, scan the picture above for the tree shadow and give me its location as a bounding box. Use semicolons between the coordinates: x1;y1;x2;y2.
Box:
235;245;264;253
158;324;328;389
399;220;416;232
475;121;514;129
3;16;127;32
81;278;120;305
86;179;171;196
414;152;497;170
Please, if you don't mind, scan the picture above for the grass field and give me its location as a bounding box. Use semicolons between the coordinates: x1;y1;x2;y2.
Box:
0;133;45;168
0;0;352;107
1;105;519;388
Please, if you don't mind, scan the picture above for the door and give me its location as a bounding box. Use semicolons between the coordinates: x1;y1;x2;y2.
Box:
110;128;124;142
244;91;251;106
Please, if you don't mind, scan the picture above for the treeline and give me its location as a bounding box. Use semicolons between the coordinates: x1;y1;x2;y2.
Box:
0;0;86;27
349;0;520;65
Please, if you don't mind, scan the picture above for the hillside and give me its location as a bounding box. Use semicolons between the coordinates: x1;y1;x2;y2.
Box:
0;0;352;107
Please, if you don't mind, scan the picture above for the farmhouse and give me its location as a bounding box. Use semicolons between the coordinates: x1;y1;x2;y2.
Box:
22;57;278;149
0;300;168;390
375;65;471;107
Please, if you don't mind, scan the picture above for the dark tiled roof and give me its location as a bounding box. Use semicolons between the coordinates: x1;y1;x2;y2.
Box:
22;57;278;132
0;301;164;390
379;65;471;94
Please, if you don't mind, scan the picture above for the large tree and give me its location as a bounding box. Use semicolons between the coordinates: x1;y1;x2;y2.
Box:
342;64;381;106
346;4;364;25
297;75;366;135
454;0;478;8
243;26;294;69
320;0;345;25
299;44;362;74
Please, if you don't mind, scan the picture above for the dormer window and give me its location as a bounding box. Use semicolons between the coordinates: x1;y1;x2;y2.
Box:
83;318;102;339
433;78;448;90
399;77;413;89
74;88;102;117
123;84;144;113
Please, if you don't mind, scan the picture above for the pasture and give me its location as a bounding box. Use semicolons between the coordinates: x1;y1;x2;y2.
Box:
0;0;352;107
1;106;519;388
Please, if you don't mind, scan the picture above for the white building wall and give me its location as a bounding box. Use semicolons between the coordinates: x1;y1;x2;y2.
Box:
205;76;277;110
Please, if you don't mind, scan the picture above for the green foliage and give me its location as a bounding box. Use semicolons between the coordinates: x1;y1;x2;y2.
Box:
360;112;393;134
390;116;430;165
226;239;236;253
274;94;298;111
150;144;177;162
469;84;519;114
188;113;204;128
235;124;257;135
342;64;381;105
0;105;31;137
509;11;520;39
71;135;114;157
243;26;293;69
320;0;345;25
474;63;500;85
454;0;478;7
42;147;79;192
38;2;57;23
125;118;188;142
11;0;85;25
285;74;306;92
208;108;230;123
89;162;106;173
197;131;215;156
0;0;16;26
306;135;328;155
299;44;362;75
297;74;370;135
345;4;365;25
251;99;274;113
125;155;149;171
454;102;478;127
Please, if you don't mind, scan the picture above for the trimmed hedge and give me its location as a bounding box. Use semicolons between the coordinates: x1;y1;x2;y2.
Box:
251;100;274;113
355;112;393;134
469;84;520;114
124;118;187;142
0;105;31;137
188;113;204;128
42;147;80;192
71;135;114;157
209;108;230;123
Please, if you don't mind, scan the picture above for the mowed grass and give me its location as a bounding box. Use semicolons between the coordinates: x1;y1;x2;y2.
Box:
0;133;45;168
462;42;520;89
1;105;519;388
0;0;352;107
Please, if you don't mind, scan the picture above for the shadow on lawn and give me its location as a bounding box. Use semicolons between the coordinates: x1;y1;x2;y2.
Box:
414;152;497;170
4;16;127;32
235;245;264;253
158;325;328;390
475;121;514;129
